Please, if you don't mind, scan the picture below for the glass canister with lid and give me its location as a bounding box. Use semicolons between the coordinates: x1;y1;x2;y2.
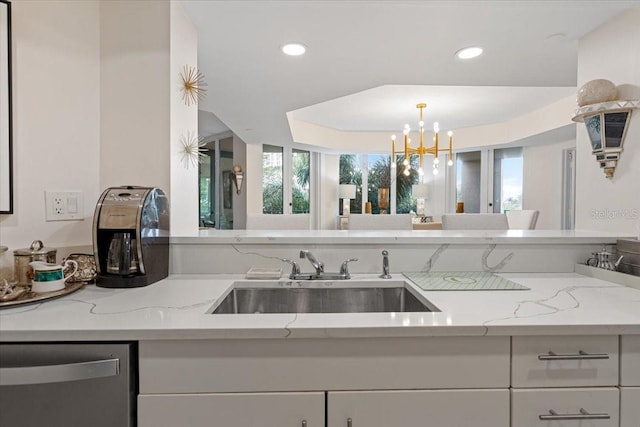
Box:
13;240;57;287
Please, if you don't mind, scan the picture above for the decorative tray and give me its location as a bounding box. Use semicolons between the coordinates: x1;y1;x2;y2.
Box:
0;281;86;308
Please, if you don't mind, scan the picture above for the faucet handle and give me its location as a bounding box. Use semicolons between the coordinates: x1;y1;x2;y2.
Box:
340;258;358;278
282;258;301;278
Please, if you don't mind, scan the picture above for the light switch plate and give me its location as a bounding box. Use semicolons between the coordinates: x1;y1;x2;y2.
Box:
45;191;84;221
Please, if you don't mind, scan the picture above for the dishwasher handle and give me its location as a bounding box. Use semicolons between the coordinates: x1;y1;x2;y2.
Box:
0;358;120;386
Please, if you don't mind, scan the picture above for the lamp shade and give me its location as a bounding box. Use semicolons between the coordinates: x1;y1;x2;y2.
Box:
339;184;356;199
412;184;428;199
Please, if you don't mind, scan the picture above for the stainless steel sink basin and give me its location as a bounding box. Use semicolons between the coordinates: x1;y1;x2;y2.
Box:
209;281;438;314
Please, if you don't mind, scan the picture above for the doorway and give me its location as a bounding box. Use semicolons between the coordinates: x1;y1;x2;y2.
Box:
199;137;234;229
453;147;523;214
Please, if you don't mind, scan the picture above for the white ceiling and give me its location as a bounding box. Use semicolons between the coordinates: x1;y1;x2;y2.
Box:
183;0;640;147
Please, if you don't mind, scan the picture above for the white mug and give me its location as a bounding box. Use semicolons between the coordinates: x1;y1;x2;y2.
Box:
30;260;78;293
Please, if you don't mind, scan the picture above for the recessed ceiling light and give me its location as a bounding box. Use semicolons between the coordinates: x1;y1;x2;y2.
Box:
455;46;483;60
281;43;307;56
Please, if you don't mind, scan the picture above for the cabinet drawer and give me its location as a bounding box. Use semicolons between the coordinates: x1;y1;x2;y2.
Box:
621;335;640;386
621;387;640;427
140;336;509;393
328;389;509;427
138;392;324;427
511;388;619;427
512;335;618;387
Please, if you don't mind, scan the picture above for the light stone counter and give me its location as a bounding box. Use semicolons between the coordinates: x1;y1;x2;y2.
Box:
173;229;631;245
1;272;639;341
170;229;634;275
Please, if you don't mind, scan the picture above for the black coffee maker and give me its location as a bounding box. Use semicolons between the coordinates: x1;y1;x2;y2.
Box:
93;186;170;288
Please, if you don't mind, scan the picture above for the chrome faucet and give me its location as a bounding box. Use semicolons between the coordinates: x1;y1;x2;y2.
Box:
380;250;392;279
300;250;324;275
286;250;357;280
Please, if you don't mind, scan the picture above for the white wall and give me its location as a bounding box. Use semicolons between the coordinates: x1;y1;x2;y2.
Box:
523;139;575;229
0;0;201;253
575;9;640;234
170;0;198;235
232;134;247;229
0;0;100;252
100;1;170;193
321;153;339;230
101;0;200;236
245;143;263;216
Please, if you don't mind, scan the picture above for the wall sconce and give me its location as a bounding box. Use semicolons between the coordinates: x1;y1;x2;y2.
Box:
338;184;356;216
412;183;429;216
231;165;244;194
571;79;639;179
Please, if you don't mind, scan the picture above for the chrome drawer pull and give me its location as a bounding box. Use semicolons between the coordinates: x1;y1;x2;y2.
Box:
0;358;120;386
347;417;353;427
539;408;611;421
538;350;609;360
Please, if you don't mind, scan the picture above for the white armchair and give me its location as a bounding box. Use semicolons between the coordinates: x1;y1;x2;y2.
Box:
441;213;509;230
506;210;539;230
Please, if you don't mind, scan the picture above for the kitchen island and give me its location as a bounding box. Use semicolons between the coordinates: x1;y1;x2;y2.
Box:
1;230;639;427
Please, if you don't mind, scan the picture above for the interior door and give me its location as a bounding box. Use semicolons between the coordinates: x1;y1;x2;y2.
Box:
454;150;490;213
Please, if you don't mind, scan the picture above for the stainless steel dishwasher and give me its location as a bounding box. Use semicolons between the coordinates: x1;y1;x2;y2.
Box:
0;342;136;427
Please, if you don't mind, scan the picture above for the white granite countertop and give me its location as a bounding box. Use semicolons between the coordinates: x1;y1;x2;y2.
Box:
1;272;639;341
172;229;633;245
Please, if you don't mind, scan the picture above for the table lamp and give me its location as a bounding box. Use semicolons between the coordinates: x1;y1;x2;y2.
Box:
412;184;429;216
339;184;356;216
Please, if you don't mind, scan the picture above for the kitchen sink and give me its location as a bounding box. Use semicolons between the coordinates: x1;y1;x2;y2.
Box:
208;280;439;314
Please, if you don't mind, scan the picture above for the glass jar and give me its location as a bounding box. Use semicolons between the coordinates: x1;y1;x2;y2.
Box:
13;240;57;287
0;245;15;285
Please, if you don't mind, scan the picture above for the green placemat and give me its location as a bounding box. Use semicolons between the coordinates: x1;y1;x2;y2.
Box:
403;271;529;291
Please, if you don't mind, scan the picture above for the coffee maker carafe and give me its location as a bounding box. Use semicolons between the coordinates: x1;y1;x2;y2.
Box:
106;232;139;275
93;186;169;288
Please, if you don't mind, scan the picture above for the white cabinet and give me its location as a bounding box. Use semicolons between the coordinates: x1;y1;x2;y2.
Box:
511;335;626;427
328;389;509;427
621;335;640;386
138;392;324;427
620;336;640;427
139;337;509;393
137;334;637;426
511;335;618;387
621;388;640;427
138;337;510;425
511;388;619;427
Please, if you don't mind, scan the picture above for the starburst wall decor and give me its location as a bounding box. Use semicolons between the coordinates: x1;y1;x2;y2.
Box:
179;131;207;169
179;65;207;106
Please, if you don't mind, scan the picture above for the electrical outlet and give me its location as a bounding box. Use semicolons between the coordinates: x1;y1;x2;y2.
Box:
45;191;84;221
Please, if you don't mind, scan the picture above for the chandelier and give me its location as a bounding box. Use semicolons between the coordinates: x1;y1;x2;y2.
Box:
390;103;453;176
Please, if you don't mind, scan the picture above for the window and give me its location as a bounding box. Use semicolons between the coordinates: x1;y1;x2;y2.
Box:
456;151;482;213
392;154;419;214
454;147;523;214
493;147;523;213
262;145;311;215
339;153;418;214
339;154;362;215
292;149;310;214
262;144;283;214
198;138;234;229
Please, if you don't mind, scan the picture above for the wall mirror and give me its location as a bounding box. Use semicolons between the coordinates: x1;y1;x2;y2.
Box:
0;0;12;214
